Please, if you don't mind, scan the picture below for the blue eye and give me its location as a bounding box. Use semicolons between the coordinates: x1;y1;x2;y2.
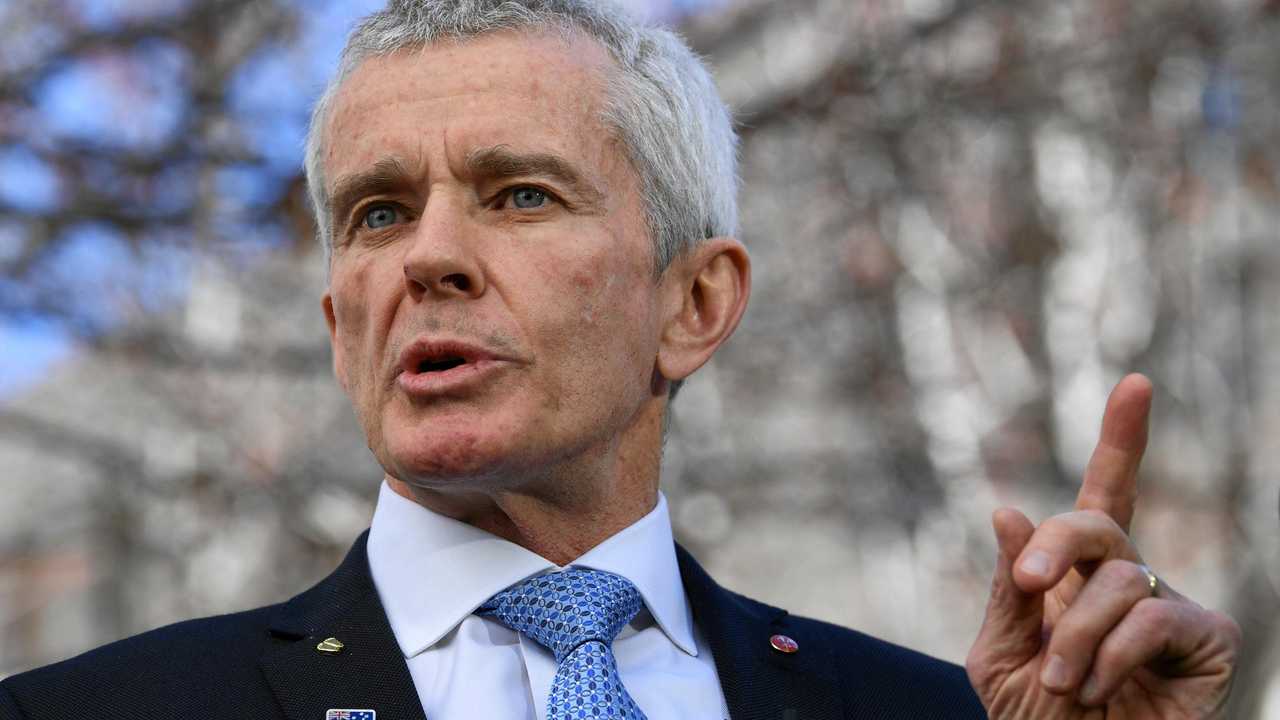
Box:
363;204;400;229
510;187;547;209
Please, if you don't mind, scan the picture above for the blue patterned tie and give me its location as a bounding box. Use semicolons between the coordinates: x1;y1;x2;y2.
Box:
478;568;648;720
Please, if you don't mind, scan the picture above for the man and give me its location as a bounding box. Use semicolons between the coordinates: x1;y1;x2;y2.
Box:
0;1;1240;718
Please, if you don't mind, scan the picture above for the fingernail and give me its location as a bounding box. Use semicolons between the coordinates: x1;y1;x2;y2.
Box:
1040;654;1069;689
1021;550;1051;577
1080;675;1100;704
1085;671;1105;702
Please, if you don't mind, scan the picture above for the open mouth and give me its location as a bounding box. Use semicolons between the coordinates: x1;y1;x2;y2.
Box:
416;357;467;373
397;339;503;391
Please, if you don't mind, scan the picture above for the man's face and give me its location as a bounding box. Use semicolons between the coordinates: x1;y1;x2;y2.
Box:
321;31;667;488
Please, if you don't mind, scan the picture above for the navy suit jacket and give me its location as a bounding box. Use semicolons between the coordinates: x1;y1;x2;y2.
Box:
0;532;985;719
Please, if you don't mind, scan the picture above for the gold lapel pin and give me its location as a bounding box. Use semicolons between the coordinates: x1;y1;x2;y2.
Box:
316;637;345;653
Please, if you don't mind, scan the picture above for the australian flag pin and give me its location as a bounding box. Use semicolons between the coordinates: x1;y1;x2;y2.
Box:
326;711;375;720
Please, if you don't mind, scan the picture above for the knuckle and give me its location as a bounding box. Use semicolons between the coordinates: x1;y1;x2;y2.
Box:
1131;597;1178;631
963;648;982;678
1078;508;1124;535
1039;513;1076;538
965;640;1027;700
1044;511;1075;527
1078;508;1112;523
1048;509;1124;539
1207;609;1243;649
1094;558;1142;591
964;646;997;690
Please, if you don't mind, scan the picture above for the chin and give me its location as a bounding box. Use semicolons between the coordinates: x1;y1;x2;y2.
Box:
379;425;527;487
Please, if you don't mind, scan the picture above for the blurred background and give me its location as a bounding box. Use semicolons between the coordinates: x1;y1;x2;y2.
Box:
1;0;1277;715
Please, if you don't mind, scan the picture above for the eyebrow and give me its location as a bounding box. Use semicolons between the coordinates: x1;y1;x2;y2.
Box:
466;146;605;207
326;147;607;229
328;157;418;229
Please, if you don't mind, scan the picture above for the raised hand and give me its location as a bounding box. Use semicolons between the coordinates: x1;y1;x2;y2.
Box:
966;374;1241;718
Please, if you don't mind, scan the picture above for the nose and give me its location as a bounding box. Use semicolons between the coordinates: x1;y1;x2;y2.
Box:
402;198;485;300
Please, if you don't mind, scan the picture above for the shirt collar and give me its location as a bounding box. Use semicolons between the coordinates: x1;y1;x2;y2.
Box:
567;494;697;657
366;482;698;659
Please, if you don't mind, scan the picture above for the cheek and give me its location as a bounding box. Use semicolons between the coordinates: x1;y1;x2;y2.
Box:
332;292;366;352
329;272;380;389
568;267;658;369
541;247;631;327
506;235;660;391
568;269;611;325
570;270;594;293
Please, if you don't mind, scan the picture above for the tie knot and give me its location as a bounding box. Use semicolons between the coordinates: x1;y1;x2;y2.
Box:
478;568;644;662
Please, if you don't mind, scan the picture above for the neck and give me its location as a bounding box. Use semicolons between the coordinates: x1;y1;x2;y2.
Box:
386;398;666;565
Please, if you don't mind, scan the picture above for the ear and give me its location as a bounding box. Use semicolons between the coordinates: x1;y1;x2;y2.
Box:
656;237;751;384
321;291;349;393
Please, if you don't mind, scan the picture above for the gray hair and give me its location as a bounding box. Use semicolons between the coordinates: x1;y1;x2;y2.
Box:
304;0;739;276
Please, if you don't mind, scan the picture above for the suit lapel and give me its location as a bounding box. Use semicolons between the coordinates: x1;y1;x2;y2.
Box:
259;531;426;720
256;533;846;720
677;544;844;720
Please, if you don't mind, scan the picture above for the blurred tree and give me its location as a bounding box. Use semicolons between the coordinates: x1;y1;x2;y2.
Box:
0;0;384;672
677;2;1280;716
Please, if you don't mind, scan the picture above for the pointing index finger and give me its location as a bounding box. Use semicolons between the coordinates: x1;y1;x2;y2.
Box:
1075;373;1153;533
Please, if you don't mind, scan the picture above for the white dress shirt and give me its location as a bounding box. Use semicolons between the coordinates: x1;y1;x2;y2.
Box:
366;482;731;720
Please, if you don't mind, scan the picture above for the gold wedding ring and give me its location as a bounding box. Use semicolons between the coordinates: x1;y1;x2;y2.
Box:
1138;564;1159;598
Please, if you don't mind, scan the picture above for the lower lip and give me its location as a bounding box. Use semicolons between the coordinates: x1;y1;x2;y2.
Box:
396;359;508;397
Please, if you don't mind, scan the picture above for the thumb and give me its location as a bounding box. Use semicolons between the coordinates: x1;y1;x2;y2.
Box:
968;508;1042;689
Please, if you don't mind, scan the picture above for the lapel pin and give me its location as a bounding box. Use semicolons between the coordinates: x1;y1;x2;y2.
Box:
770;634;799;654
326;711;375;720
316;637;346;653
